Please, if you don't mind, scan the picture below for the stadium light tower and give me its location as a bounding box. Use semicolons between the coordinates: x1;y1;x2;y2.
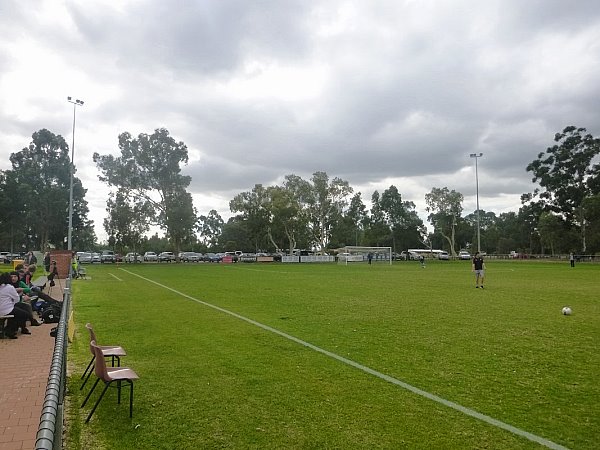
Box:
67;97;84;251
469;152;483;253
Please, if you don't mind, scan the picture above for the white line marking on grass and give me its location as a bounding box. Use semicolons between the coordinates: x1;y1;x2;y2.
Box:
108;273;123;281
120;268;568;450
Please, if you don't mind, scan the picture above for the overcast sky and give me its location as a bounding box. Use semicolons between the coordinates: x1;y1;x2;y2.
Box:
1;0;599;241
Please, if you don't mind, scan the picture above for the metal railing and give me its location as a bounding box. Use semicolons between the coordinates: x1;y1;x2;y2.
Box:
35;278;71;450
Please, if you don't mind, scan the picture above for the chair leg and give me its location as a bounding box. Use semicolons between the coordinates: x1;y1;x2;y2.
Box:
81;355;95;380
85;382;111;423
81;378;100;408
80;364;95;391
117;380;122;404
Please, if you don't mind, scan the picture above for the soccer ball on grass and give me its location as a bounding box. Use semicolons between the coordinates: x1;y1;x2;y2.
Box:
561;306;572;316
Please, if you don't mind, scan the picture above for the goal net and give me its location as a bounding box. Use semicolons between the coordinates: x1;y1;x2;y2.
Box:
337;246;392;265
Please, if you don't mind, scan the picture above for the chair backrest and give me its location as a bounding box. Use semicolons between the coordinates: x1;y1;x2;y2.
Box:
86;323;98;343
90;340;109;381
86;323;99;357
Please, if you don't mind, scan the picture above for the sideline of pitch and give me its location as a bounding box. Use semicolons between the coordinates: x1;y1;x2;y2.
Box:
117;267;568;450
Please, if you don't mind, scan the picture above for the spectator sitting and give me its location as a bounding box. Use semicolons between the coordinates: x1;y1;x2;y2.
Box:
0;272;30;339
24;264;37;285
18;267;60;303
15;263;34;285
10;271;45;326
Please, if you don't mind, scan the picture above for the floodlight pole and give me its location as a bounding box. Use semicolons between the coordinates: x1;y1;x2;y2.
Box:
67;97;84;251
469;152;483;253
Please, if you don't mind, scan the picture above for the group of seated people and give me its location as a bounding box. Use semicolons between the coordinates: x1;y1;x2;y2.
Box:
0;262;61;339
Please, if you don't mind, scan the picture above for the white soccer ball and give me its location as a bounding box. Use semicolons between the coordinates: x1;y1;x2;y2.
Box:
561;306;572;316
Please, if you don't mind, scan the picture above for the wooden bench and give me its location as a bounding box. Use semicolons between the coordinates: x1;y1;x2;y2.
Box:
0;315;14;339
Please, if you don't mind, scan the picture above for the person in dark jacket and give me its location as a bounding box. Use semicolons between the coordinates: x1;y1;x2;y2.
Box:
43;252;51;272
9;272;42;328
24;251;37;265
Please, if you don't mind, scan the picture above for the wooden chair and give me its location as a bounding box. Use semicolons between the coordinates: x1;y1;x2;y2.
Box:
81;323;127;390
81;340;139;423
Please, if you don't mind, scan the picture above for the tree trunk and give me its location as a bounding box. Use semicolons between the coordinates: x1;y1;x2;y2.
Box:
580;206;586;252
266;227;280;252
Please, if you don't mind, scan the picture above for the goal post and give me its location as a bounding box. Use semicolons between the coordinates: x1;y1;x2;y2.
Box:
337;246;392;265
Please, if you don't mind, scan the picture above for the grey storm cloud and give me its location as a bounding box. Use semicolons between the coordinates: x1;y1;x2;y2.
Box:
1;0;600;238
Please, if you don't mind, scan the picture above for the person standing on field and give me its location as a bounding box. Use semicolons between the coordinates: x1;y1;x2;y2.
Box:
569;252;575;268
472;252;485;288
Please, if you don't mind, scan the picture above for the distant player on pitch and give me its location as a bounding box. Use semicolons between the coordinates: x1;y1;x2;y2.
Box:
472;252;485;288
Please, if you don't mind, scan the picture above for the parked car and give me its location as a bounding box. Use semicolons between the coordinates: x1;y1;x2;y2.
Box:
92;252;101;263
1;252;22;263
78;252;93;264
115;253;123;262
158;251;174;262
101;250;115;263
204;253;222;263
438;251;449;260
458;251;471;260
144;251;158;262
124;252;143;263
181;251;199;262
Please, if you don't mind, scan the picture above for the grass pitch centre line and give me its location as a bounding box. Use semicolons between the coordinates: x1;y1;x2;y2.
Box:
120;268;568;450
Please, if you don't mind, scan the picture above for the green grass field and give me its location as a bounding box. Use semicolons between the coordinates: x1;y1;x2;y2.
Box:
64;260;599;449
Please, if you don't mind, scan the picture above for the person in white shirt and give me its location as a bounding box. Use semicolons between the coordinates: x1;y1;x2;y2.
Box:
0;272;29;339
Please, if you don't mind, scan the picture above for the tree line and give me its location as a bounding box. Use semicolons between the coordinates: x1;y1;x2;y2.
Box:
1;126;599;256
